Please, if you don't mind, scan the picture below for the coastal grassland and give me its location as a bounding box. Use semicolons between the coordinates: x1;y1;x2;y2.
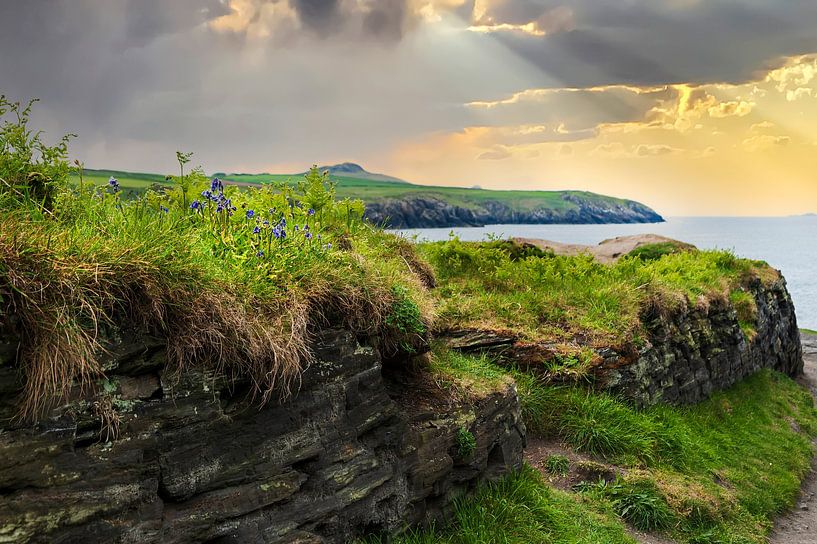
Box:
405;350;817;544
1;99;433;418
70;168;633;213
419;238;777;346
362;465;637;544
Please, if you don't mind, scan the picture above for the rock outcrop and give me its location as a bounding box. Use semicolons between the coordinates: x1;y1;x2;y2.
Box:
599;276;802;405
444;276;802;407
0;329;525;543
364;193;664;229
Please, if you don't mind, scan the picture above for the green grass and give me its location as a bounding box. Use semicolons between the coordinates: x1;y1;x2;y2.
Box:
420;238;776;347
424;350;817;544
2;163;434;418
362;465;637;544
70;168;647;215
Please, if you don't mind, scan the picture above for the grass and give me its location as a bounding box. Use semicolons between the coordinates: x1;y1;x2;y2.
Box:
420;238;777;347
421;349;817;543
361;465;637;544
0;102;434;419
70;167;655;218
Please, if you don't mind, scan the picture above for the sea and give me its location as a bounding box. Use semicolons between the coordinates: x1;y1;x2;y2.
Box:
393;216;817;330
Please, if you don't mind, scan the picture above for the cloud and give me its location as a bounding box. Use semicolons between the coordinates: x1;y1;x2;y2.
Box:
478;145;512;160
743;134;791;151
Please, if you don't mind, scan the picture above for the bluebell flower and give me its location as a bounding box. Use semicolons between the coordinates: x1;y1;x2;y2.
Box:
326;243;332;249
305;231;313;240
160;206;169;214
307;208;315;216
202;190;212;199
256;250;264;257
190;200;201;210
268;208;275;215
303;224;309;231
317;234;322;241
280;218;287;227
108;176;120;193
246;209;255;219
294;225;299;232
272;227;282;239
210;178;223;192
262;220;270;227
253;226;261;234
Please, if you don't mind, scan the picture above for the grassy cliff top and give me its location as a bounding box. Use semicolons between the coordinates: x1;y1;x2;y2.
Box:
71;167;656;215
420;239;778;348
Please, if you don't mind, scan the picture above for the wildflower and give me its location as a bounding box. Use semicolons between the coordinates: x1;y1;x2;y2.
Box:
108;176;120;193
210;178;223;192
268;208;275;215
294;225;299;232
246;209;255;219
262;220;270;227
280;218;287;227
160;206;169;214
303;224;310;231
256;250;264;257
317;234;322;241
305;231;313;240
202;190;212;199
190;200;202;210
272;227;282;239
253;226;261;234
307;208;315;216
326;243;332;249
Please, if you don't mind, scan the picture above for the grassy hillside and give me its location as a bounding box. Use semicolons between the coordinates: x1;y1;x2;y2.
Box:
71;168;640;213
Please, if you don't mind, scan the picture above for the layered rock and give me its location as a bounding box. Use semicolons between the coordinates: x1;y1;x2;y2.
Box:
0;329;525;543
444;276;802;406
364;193;664;229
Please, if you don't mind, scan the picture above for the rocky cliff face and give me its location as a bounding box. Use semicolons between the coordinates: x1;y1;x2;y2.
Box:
364;193;664;229
0;329;525;543
444;276;802;407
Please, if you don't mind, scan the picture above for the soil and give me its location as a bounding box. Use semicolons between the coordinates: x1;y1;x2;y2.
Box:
769;332;817;544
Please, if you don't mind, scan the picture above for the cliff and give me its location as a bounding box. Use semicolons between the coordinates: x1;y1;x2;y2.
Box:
443;275;802;407
0;329;525;543
364;193;664;229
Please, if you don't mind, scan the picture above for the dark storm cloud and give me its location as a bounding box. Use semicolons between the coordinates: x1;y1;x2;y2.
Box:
483;1;817;88
290;0;341;33
1;0;817;174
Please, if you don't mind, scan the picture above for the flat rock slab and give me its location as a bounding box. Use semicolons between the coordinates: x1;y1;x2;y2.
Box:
512;234;694;264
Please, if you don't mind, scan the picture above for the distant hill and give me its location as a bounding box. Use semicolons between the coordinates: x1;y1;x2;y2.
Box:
74;167;664;228
311;163;408;184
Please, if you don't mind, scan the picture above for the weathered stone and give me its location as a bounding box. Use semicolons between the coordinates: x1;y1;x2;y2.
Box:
0;328;525;543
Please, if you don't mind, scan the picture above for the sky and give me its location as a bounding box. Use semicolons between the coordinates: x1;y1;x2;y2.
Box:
2;0;817;216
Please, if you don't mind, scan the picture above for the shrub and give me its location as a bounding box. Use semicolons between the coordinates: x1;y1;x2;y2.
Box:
627;242;688;261
601;478;676;531
544;454;570;476
455;427;477;459
0;96;73;212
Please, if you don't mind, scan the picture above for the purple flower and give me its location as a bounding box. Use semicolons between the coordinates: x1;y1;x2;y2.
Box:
272;227;282;239
107;176;120;193
210;178;223;192
202;190;212;199
160;206;169;214
305;231;313;240
303;224;309;231
190;200;202;210
280;218;287;227
262;220;270;227
326;243;332;249
294;225;299;232
268;208;275;215
307;208;315;216
253;226;261;234
256;250;264;257
246;209;255;219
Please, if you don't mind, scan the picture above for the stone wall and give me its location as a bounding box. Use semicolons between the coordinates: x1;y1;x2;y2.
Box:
445;276;802;407
598;276;802;405
0;328;525;543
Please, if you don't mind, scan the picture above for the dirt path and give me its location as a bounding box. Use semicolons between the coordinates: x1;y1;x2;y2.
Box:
769;332;817;544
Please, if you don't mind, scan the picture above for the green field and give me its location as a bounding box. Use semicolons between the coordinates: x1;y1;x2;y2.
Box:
72;168;633;213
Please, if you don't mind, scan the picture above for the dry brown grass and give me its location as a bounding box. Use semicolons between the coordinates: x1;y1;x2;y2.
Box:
0;217;431;420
